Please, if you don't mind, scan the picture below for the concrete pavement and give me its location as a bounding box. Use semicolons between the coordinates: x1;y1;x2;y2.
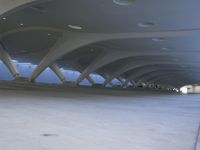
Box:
0;88;199;150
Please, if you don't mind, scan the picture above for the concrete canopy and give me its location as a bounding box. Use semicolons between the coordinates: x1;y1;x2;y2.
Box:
1;0;200;88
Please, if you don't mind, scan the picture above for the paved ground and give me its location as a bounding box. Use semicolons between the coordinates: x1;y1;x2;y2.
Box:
0;88;199;150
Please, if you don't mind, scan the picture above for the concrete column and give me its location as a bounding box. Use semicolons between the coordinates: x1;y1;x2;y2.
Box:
50;63;66;82
0;43;19;78
102;72;113;87
30;32;105;82
71;63;95;85
117;77;125;86
76;51;128;84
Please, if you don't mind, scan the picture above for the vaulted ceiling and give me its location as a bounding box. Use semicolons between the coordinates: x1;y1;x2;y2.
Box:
0;0;200;88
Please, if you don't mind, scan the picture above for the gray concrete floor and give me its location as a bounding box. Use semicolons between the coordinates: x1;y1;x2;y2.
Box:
0;88;199;150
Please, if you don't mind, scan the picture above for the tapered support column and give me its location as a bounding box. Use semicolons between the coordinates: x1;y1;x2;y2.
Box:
50;63;66;82
71;63;95;85
85;76;95;85
116;77;125;86
30;32;104;82
0;43;19;78
76;51;126;84
117;77;124;86
130;80;137;87
122;80;136;88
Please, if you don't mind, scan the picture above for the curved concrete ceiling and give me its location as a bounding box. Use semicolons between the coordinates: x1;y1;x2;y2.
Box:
1;0;200;88
123;66;200;87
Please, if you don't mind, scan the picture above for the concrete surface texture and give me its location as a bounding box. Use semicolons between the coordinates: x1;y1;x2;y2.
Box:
0;88;199;150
